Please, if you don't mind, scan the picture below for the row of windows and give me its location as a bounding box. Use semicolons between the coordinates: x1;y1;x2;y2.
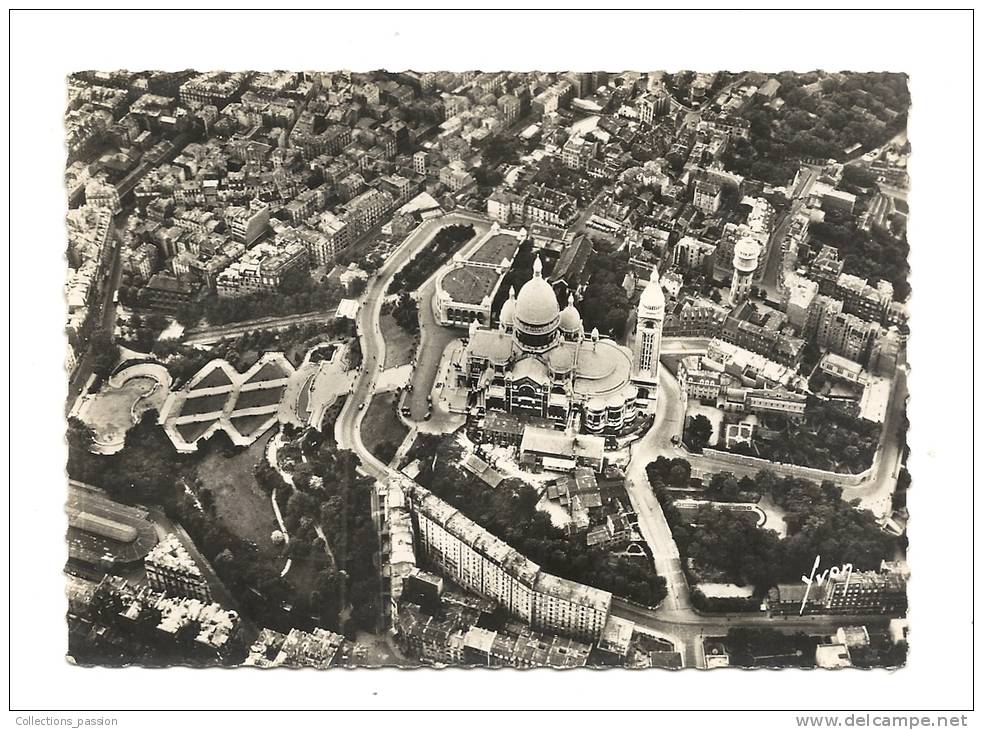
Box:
419;515;605;636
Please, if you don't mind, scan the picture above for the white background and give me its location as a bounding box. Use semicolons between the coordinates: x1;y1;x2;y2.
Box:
5;7;977;720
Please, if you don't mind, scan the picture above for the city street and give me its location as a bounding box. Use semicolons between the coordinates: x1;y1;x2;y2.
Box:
759;167;817;300
840;365;908;514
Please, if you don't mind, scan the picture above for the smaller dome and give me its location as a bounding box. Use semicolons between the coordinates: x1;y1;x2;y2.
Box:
639;266;666;318
558;294;582;333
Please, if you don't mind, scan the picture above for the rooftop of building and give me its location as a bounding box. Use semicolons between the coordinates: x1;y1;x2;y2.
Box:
66;481;159;566
467;230;524;266
598;615;635;654
439;264;502;306
820;351;866;375
553;234;593;283
520;425;606;462
146;272;193;294
145;533;205;578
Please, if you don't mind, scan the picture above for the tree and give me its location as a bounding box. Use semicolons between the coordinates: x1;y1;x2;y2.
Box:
198;487;215;512
684;414;714;451
391;292;420;334
173;619;202;650
89;330;120;378
707;472;742;502
668;462;691;488
134;604;163;643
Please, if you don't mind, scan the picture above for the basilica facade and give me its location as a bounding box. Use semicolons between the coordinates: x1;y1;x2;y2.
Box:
450;255;666;435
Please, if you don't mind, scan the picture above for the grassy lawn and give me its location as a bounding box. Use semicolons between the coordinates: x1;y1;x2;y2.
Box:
248;360;292;382
176;420;217;443
196;431;278;547
195;430;332;618
234;385;286;410
379;313;415;369
361;391;410;466
191;367;233;390
231;413;277;438
180;391;232;416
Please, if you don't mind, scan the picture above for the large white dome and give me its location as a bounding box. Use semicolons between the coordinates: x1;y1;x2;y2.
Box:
514;256;560;327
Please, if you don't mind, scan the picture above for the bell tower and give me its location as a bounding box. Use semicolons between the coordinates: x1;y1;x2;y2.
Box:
631;267;666;410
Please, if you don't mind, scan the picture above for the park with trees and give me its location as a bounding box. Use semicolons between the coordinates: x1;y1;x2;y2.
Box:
175;267;345;328
387;223;475;294
67;386;381;638
270;427;382;634
720;399;881;474
647;457;898;601
576;246;634;342
148;318;355;386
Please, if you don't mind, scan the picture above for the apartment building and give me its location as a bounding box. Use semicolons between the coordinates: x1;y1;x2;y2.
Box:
145;534;212;602
215;239;309;297
401;479;612;641
225;199;270;245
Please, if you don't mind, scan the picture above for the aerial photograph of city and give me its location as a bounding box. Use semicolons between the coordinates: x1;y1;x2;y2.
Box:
63;67;911;671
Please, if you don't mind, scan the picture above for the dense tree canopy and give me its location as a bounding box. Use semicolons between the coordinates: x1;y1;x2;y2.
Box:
722;72;908;186
178;270;344;328
684;414;714;451
647;458;899;592
390;292;420;334
89;330;120;378
388;224;475;294
578;249;633;341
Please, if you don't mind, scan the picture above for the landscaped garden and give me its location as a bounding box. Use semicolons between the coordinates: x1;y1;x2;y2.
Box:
175;420;216;444
248;360;292;383
647;457;899;603
718;399;880;474
230;413;278;439
77;376;163;445
197;431;279;547
387;223;476;294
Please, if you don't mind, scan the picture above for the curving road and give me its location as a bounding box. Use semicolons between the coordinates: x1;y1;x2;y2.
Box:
336;211;494;480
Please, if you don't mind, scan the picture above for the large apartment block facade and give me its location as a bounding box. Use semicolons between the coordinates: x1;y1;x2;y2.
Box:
400;479;612;641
